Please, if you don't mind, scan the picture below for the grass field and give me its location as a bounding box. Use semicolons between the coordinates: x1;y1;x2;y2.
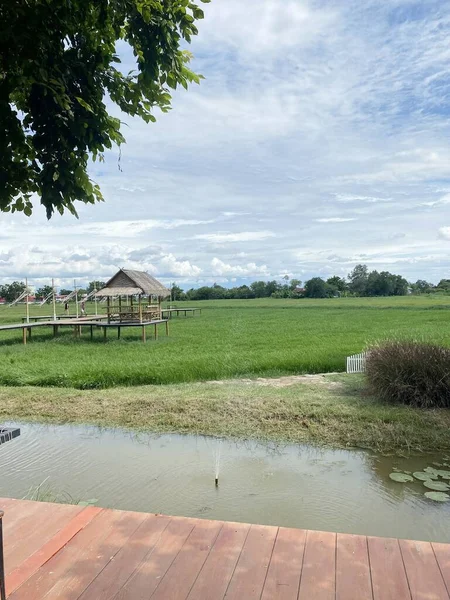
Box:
0;295;449;389
2;374;450;452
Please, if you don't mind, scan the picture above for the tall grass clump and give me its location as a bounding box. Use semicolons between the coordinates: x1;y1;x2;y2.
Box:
366;340;450;408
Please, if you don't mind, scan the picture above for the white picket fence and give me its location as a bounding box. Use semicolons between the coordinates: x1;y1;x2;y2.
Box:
346;351;367;374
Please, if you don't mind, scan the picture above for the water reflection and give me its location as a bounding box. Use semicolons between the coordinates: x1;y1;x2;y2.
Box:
0;422;448;542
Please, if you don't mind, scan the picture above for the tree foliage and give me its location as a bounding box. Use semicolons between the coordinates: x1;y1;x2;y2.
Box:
0;281;26;303
304;277;326;298
36;285;53;299
0;0;209;218
87;280;106;293
348;264;369;296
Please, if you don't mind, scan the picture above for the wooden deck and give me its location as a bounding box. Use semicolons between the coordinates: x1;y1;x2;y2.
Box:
2;498;450;599
0;317;168;344
162;307;202;318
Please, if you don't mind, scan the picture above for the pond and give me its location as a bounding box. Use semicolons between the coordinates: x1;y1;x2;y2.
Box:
0;422;449;542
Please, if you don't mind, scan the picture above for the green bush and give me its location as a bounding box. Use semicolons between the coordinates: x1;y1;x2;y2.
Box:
366;340;450;408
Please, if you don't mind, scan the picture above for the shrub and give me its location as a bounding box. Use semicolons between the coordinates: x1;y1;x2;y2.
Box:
366;340;450;408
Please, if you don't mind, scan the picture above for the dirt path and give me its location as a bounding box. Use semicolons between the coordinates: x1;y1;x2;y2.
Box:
207;373;343;388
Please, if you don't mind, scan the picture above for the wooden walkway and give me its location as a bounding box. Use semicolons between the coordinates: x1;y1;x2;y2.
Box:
0;317;168;345
2;497;450;599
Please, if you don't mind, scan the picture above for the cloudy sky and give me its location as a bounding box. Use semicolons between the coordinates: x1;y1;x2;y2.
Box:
3;0;450;289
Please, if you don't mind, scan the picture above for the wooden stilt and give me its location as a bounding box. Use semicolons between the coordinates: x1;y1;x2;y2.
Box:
22;327;27;345
107;297;111;324
154;323;158;340
118;327;121;340
142;325;146;343
90;325;93;340
166;320;169;336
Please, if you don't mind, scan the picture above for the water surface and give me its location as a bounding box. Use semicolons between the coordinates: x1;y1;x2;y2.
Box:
0;422;449;542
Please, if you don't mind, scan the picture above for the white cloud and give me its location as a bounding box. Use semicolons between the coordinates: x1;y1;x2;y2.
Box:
334;194;391;203
159;254;202;277
420;193;450;208
315;218;357;223
194;231;276;243
438;227;450;240
210;258;270;277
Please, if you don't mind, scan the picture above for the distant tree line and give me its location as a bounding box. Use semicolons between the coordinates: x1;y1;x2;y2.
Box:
0;280;105;303
173;266;445;300
172;278;302;301
0;269;446;303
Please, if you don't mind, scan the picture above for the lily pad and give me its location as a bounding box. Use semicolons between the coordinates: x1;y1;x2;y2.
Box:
432;462;443;467
435;470;450;479
424;491;450;502
424;467;440;475
423;480;450;491
389;473;414;483
413;471;437;481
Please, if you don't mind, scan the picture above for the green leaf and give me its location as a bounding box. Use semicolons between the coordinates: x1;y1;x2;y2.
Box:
413;471;437;481
389;473;414;483
424;491;450;502
423;480;450;491
192;7;204;18
75;97;94;113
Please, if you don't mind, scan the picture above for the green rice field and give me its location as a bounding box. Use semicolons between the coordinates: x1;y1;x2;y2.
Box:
0;295;449;389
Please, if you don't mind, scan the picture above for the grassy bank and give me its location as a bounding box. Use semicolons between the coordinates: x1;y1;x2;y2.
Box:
0;296;449;388
2;374;450;452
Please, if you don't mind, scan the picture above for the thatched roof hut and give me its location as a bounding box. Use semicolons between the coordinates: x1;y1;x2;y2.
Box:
95;269;170;323
95;269;170;299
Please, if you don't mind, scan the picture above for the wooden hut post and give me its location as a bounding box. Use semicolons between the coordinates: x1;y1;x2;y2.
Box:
74;279;79;318
107;296;111;324
158;296;162;319
25;278;29;324
52;278;57;320
118;296;122;322
138;295;143;323
94;287;98;316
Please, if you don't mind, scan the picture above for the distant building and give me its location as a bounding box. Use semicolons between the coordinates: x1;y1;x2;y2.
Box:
293;286;306;296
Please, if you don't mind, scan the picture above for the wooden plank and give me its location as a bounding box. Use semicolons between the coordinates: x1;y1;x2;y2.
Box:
368;537;411;600
151;518;223;600
3;501;83;570
5;503;86;574
261;527;306;600
77;514;172;600
224;524;278;600
336;533;372;600
187;521;250;600
399;538;449;600
114;516;196;600
298;530;336;600
432;543;450;596
6;506;101;596
8;509;144;600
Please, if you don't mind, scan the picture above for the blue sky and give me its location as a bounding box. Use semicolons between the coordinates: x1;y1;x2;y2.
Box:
3;0;450;290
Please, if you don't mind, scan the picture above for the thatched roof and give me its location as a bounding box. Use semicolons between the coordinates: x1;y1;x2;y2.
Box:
95;269;170;298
